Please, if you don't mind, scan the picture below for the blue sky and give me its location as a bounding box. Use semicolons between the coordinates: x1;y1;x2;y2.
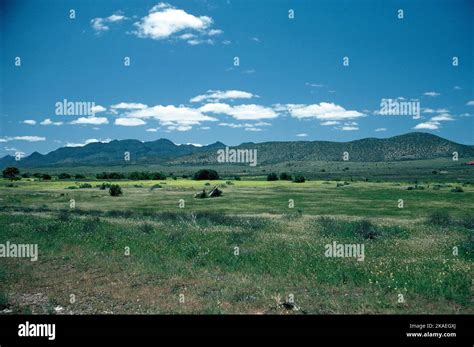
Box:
0;0;473;157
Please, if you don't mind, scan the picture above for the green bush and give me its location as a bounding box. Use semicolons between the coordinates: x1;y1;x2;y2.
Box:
279;172;292;180
99;183;111;190
293;174;306;183
267;172;278;181
2;167;19;180
356;220;379;239
58;173;71;179
193;169;219;180
79;183;92;189
150;184;162;191
109;184;123;197
427;210;451;227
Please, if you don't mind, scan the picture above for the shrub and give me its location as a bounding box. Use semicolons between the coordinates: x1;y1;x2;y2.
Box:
82;216;100;233
279;172;292;181
58;173;71;179
150;184;162;191
139;222;154;234
293;174;306;183
460;215;474;230
451;187;464;193
356;220;379;239
2;167;19;181
109;184;123;197
79;183;92;189
193;169;219;180
427;211;451;227
42;174;52;180
99;183;111;190
57;209;70;222
151;172;167;180
267;172;278;181
234;176;241;181
96;172;125;180
75;174;86;179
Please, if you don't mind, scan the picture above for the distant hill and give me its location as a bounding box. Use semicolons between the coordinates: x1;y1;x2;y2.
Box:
1;132;473;169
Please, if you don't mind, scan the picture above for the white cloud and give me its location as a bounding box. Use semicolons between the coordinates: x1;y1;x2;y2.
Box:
127;104;217;131
166;125;192;132
375;128;387;132
65;138;111;147
40;118;63;126
190;90;256;103
111;102;148;110
422;108;449;114
23;120;36;125
2;136;46;142
414;111;455;130
413;121;439;130
296;133;308;137
219;121;271;129
146;128;159;132
70;116;109;125
208;29;223;36
134;3;218;43
187;38;214;45
423;92;440;97
200;103;278;120
431;113;454;122
320;121;340;126
115;118;146;126
91;105;107;114
454;86;462;90
245;128;262;132
91;13;127;32
340;126;359;131
467;101;474;106
305;83;324;88
286;103;364;121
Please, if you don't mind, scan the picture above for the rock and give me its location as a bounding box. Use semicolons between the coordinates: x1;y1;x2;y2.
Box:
208;186;222;198
194;189;207;199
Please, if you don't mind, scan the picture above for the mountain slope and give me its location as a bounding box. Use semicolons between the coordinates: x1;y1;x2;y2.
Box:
1;133;473;169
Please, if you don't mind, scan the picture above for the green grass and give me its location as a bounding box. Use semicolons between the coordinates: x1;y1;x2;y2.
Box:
1;178;473;219
0;211;471;314
0;177;472;314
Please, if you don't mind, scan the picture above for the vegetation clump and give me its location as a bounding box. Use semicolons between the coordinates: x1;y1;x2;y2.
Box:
267;173;279;181
109;184;123;197
427;210;451;227
293;174;306;183
193;169;219;180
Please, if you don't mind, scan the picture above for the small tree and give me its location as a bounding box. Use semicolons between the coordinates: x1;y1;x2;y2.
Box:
58;173;71;179
42;174;52;180
193;169;219;180
279;172;292;181
109;184;123;196
293;174;306;183
267;172;278;181
2;167;19;181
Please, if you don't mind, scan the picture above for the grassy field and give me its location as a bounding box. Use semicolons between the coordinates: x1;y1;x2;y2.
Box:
0;177;473;314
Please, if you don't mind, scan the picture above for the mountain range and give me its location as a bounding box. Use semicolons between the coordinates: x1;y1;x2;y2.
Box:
1;132;473;168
